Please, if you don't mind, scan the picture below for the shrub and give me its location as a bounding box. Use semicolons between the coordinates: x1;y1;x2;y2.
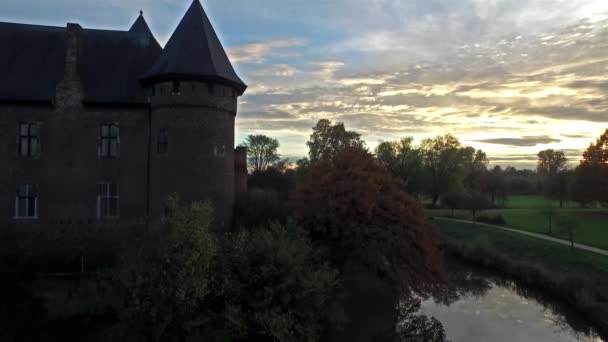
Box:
108;197;217;341
234;188;289;229
476;213;506;225
108;198;337;342
218;221;339;342
248;167;296;201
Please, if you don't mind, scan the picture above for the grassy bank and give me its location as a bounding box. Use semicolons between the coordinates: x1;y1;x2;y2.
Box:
434;219;608;338
428;195;608;250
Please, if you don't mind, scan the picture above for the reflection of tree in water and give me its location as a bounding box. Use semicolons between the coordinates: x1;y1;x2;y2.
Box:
500;275;601;339
419;260;494;306
405;258;603;341
396;296;451;342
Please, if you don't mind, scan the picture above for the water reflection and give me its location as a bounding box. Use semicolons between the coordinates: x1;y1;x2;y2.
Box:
402;259;604;342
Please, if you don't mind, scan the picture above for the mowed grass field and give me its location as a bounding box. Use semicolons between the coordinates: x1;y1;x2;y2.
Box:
434;219;608;290
428;195;608;251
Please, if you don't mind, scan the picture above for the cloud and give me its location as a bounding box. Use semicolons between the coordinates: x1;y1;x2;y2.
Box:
227;38;305;64
253;64;300;77
474;136;562;147
311;61;345;81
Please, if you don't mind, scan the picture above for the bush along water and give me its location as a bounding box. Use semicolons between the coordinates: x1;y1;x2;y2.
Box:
107;196;338;342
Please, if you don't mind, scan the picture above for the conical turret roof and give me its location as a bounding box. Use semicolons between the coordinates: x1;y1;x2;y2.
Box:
129;11;155;37
141;0;246;94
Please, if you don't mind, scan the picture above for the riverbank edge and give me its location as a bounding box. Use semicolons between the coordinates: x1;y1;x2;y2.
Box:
440;241;608;339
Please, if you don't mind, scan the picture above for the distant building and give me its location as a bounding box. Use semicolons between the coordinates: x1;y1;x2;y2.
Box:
0;0;247;264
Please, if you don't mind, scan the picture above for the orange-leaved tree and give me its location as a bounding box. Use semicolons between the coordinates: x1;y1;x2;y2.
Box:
290;146;444;290
573;129;608;204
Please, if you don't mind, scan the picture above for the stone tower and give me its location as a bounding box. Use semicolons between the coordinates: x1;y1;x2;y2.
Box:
141;0;247;227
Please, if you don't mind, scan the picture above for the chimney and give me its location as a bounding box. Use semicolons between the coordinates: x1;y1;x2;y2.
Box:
55;23;84;109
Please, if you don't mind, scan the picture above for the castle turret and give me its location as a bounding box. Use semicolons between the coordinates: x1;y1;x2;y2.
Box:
141;0;247;227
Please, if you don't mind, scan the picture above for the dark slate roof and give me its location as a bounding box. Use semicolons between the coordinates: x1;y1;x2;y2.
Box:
130;12;155;36
80;15;161;104
0;22;67;102
142;0;247;94
0;14;161;104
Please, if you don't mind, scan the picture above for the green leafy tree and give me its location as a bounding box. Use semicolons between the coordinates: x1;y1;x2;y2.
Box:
109;197;217;342
307;119;364;162
466;192;491;220
537;149;568;207
419;134;466;207
463;148;489;192
485;165;508;207
441;191;467;217
219;221;339;342
375;137;424;195
109;199;338;342
241;134;281;172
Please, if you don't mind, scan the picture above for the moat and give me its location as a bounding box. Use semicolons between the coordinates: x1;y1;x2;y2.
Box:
417;259;605;341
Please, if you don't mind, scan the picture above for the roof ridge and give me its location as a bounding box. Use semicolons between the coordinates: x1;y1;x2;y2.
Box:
0;21;65;30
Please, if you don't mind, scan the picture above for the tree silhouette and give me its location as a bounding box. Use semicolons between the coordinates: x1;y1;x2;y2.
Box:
573;129;608;204
306;119;364;162
375;137;425;195
420;134;464;206
241;134;280;172
537;149;568;208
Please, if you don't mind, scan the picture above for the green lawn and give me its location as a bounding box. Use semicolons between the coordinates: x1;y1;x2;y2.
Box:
428;195;608;251
434;219;608;290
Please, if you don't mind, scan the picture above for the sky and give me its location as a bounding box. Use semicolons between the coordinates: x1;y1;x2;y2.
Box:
3;0;608;168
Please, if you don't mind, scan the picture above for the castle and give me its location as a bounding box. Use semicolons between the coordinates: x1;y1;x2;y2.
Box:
0;1;247;265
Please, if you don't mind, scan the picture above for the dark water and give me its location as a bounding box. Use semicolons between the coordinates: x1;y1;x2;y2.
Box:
419;259;604;342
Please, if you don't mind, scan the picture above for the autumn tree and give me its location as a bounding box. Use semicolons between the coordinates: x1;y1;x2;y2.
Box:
291;146;444;288
290;146;444;341
573;129;608;204
306;119;364;162
375;137;424;195
537;149;568;207
241;134;280;172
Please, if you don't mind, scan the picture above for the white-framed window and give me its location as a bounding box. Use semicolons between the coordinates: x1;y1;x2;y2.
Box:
98;123;120;158
214;143;226;157
97;182;119;219
15;184;38;219
19;122;40;158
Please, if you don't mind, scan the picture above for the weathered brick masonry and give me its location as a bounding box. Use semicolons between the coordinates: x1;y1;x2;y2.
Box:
0;0;247;265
